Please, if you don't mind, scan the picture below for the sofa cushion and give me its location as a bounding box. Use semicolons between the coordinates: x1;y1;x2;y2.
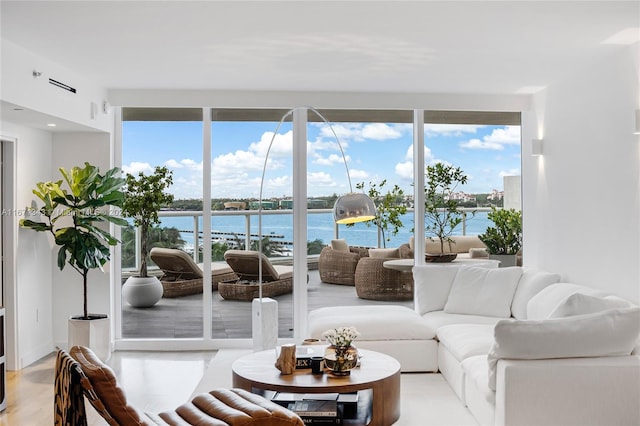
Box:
437;324;495;362
413;265;460;314
330;239;349;252
548;293;634;318
487;307;640;390
425;235;486;254
511;269;561;320
368;247;400;259
308;305;435;341
421;310;502;330
526;283;605;320
444;267;523;317
461;355;495;406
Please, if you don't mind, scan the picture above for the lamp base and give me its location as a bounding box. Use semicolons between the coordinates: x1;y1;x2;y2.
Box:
252;298;278;351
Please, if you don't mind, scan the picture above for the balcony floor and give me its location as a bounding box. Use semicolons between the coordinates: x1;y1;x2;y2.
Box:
123;269;413;339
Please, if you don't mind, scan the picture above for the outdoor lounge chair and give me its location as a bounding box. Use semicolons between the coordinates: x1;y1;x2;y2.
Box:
149;247;237;298
220;250;294;301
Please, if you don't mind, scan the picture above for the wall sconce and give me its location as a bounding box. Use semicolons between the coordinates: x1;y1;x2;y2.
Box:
634;110;640;135
532;139;544;156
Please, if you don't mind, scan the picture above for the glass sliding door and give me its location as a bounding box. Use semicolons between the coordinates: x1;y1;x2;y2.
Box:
210;109;293;339
121;108;204;339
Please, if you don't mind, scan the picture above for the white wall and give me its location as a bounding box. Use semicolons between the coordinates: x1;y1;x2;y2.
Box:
1;121;54;369
51;132;113;350
524;44;640;303
1;40;112;132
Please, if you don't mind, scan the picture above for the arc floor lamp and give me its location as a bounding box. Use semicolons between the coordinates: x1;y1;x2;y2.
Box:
253;106;376;350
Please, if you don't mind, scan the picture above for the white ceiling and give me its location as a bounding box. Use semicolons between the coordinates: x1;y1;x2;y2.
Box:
2;1;638;97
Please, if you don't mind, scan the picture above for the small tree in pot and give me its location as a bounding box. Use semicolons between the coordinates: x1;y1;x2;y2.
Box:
424;163;468;262
121;166;174;307
479;207;522;267
20;163;127;359
353;179;407;248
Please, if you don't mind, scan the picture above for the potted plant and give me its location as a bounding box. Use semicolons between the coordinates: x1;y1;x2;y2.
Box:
424;163;468;262
354;180;407;248
121;166;174;307
479;207;522;267
20;163;127;360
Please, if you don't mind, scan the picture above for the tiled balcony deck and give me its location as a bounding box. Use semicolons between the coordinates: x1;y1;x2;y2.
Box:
122;269;413;339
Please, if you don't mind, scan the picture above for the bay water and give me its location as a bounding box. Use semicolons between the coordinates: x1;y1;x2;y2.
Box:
157;210;491;252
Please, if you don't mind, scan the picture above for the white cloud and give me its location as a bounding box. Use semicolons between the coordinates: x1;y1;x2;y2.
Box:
459;126;521;151
314;153;351;166
308;171;335;186
395;161;413;180
164;159;184;169
122;161;153;175
499;168;521;177
361;123;403;140
249;130;293;157
348;168;369;179
460;138;504;150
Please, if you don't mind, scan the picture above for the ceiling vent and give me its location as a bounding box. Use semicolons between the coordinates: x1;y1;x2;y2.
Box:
49;78;76;93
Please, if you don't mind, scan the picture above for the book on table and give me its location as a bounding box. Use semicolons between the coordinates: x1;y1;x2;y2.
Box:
288;400;338;417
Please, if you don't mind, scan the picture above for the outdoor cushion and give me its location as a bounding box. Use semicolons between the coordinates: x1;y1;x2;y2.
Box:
330;239;349;252
368;247;400;258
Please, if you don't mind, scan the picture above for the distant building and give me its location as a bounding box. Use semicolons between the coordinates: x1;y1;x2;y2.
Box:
224;201;247;210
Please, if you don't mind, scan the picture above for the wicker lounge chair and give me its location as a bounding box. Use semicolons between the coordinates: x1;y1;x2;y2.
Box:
221;250;294;301
318;244;369;286
149;247;237;298
354;256;414;301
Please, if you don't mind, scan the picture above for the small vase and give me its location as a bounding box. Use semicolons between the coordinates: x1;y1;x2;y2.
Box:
324;345;358;376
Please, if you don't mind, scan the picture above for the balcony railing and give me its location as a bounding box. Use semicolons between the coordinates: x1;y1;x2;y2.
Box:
126;207;490;271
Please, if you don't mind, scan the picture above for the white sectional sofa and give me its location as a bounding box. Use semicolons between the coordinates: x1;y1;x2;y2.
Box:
308;265;640;426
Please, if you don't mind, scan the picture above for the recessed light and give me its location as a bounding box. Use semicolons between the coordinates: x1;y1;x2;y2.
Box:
47;123;57;127
13;108;24;111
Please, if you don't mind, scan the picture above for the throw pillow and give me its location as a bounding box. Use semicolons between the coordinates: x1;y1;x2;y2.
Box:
548;293;634;318
526;283;605;320
444;266;523;317
510;269;561;320
487;307;640;390
330;239;349;252
413;265;460;315
368;248;400;259
468;248;489;258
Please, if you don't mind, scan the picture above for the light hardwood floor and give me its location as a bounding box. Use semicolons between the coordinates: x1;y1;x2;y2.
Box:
2;350;478;426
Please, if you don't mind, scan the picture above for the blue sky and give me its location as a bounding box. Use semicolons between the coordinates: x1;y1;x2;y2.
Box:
122;120;521;199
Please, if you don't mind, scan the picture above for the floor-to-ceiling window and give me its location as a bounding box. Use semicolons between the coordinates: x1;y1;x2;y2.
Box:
121;108;204;339
117;107;521;346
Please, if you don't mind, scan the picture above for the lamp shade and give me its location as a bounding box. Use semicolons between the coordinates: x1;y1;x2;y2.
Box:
333;192;377;224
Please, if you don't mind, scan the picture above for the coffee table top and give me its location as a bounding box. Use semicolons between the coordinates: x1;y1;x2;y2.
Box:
232;348;400;393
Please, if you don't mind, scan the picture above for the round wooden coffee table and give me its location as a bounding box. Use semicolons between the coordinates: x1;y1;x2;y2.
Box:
232;348;400;426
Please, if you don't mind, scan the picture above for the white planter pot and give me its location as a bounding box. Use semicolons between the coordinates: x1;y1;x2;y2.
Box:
68;315;111;361
122;276;163;308
489;254;517;268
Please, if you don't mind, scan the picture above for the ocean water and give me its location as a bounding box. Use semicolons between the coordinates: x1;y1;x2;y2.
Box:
157;210;491;250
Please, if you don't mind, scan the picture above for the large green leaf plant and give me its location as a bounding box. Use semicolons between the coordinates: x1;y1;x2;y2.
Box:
20;163;128;319
479;207;522;255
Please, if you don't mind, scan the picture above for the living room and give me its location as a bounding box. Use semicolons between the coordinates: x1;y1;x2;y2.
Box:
1;1;639;425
